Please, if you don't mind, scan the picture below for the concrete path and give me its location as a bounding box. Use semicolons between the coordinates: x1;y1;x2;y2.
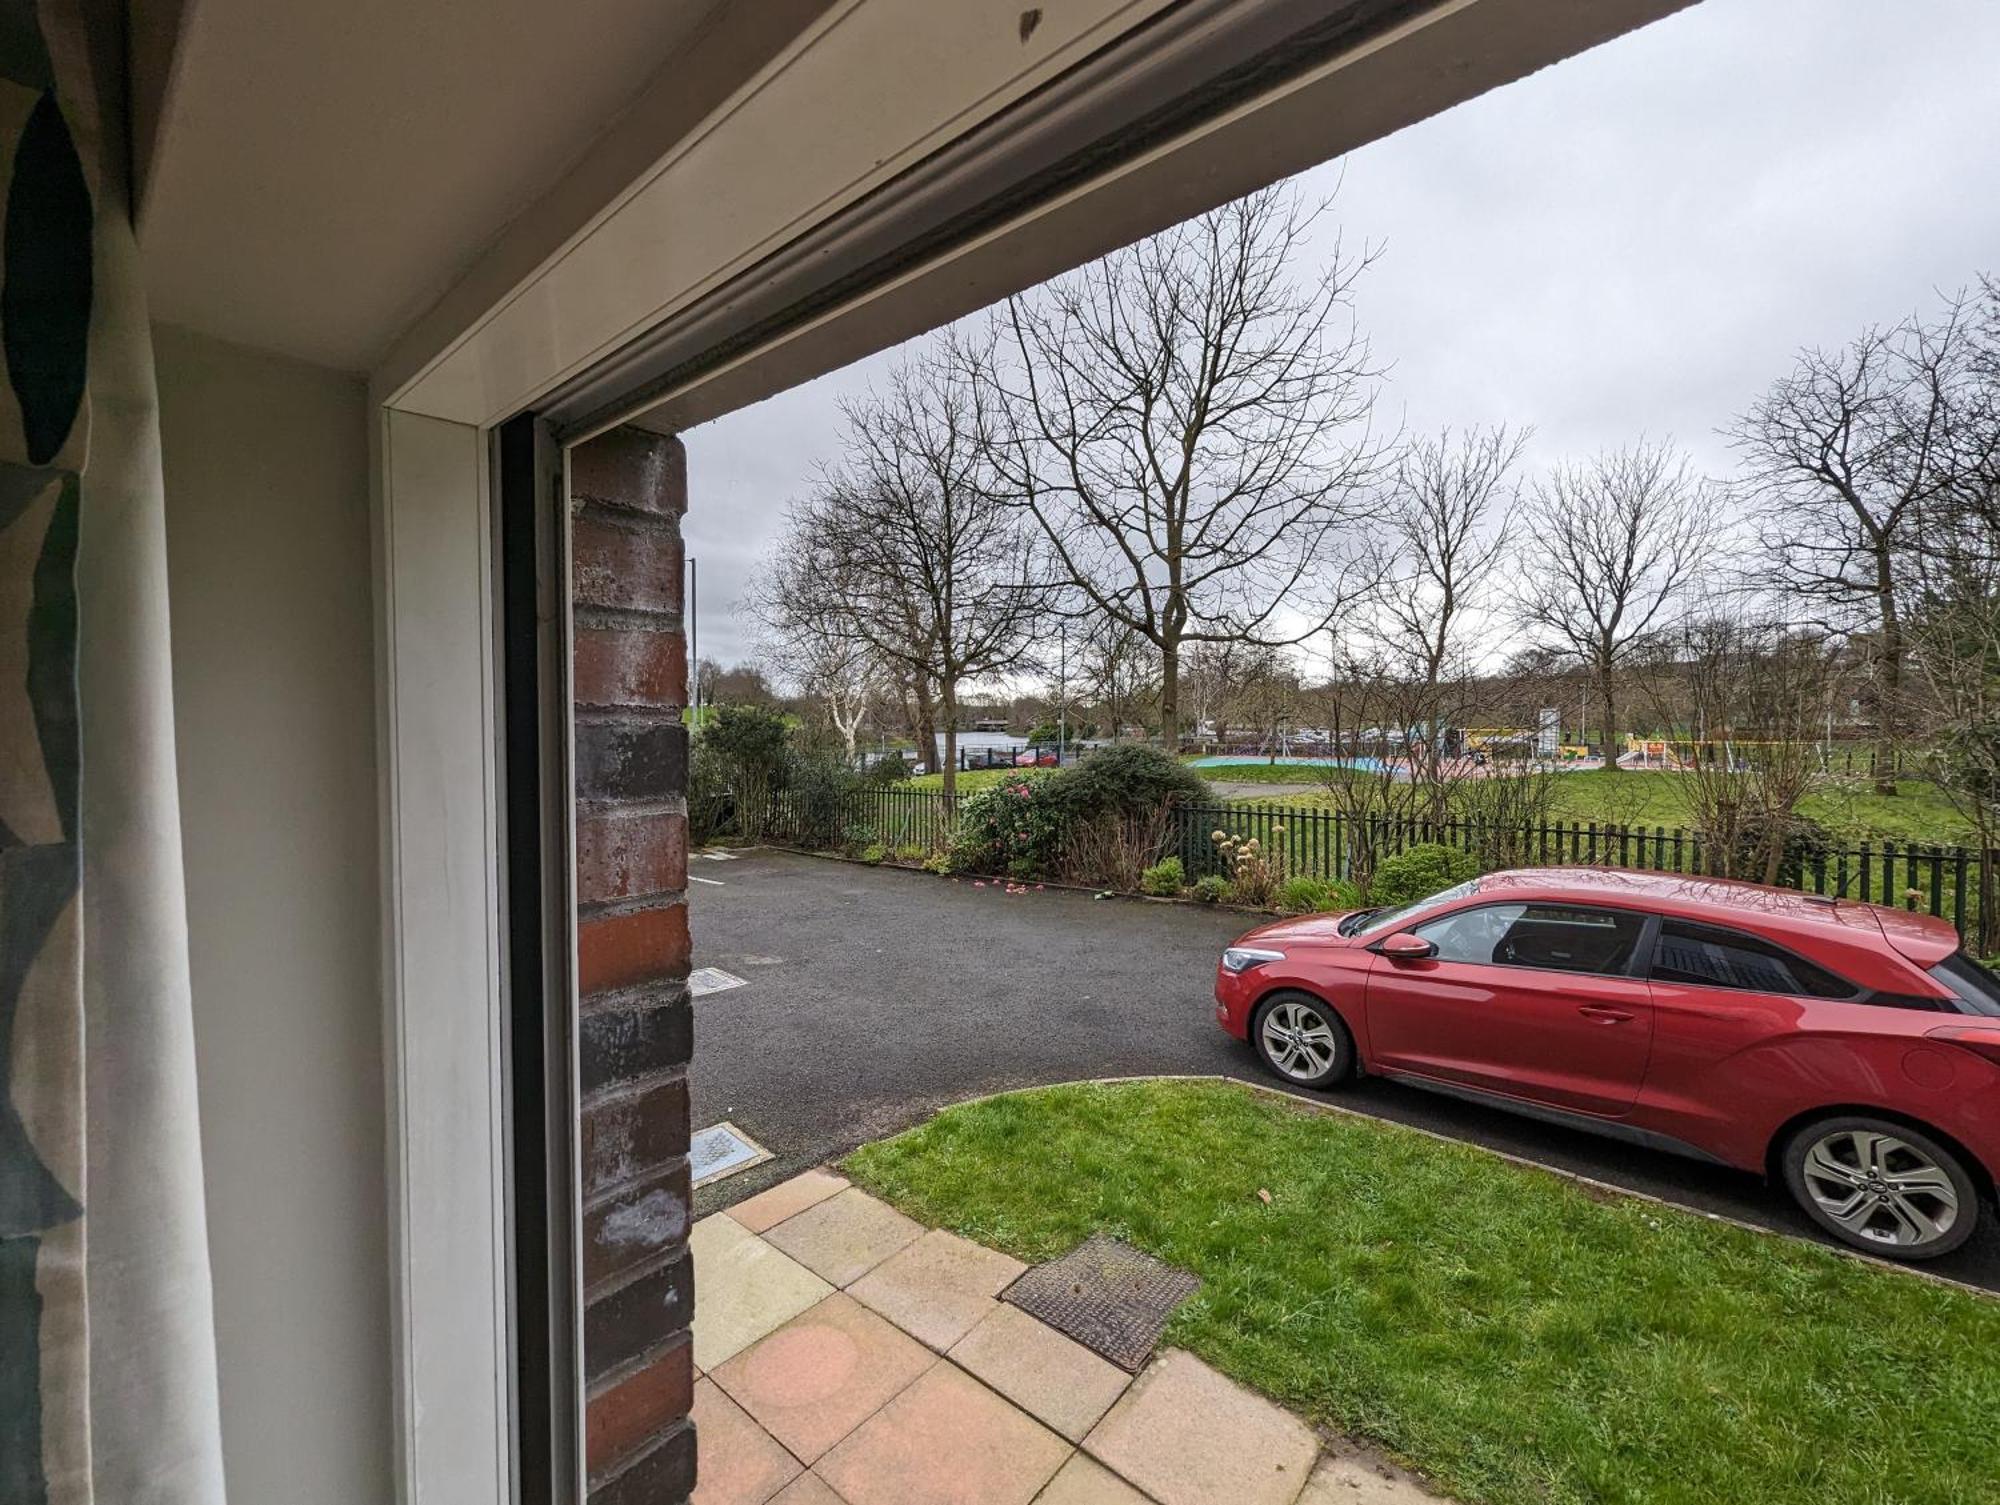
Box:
688;849;2000;1289
690;1170;1442;1505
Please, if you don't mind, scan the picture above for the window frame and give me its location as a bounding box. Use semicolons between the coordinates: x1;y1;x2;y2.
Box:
1640;916;1862;1002
1399;900;1660;981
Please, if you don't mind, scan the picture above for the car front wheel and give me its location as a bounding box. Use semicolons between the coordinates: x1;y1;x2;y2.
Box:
1251;991;1354;1090
1781;1116;1981;1261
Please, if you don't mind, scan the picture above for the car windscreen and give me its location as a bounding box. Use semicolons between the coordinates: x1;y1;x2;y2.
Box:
1931;953;2000;1017
1356;879;1482;938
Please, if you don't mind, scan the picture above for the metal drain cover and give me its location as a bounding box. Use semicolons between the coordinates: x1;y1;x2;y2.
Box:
1002;1235;1200;1372
690;1122;771;1187
689;966;746;997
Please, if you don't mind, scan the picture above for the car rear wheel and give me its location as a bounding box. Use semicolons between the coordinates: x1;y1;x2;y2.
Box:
1252;991;1354;1090
1781;1116;1980;1261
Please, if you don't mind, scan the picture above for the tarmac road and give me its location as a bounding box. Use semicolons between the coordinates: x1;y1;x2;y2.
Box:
688;847;2000;1290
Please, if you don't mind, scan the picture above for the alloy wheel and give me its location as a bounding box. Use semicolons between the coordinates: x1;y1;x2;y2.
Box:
1259;999;1340;1083
1798;1127;1961;1251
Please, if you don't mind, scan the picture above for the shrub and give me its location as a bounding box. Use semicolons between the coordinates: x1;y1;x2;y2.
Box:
922;851;952;875
864;751;914;784
1139;857;1185;896
1277;876;1331;913
1192;874;1232;904
893;843;925;864
1369;843;1480;906
786;749;860;850
1007;857;1038;881
1707;811;1834;888
859;841;889;865
687;735;735;846
1048;744;1209;826
1211;824;1288;907
949;771;1063;875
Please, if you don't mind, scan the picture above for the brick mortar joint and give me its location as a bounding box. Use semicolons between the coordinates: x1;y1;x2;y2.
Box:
574;708;690;728
573;605;685;634
584;1328;691;1403
583;1243;693;1313
588;1415;693;1495
582;1152;688;1219
571;497;686;532
582;1064;688;1113
577;891;689;924
578;979;690;1016
576;799;687;821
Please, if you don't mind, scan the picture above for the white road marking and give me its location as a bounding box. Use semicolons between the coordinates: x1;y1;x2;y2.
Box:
689;875;725;886
689;966;747;997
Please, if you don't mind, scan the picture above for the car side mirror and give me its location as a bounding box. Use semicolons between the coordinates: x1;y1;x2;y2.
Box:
1377;932;1437;962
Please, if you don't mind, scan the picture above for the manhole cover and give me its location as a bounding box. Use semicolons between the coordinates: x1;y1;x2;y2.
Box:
690;1122;771;1186
1003;1235;1200;1372
689;966;746;997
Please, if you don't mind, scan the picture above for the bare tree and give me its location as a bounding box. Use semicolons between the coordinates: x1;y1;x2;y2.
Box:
983;183;1384;748
1078;617;1159;740
1372;426;1526;817
1730;301;1977;793
751;542;884;760
1641;608;1839;885
776;341;1049;794
1513;441;1711;774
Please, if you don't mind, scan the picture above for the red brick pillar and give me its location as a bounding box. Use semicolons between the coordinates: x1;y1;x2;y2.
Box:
570;428;697;1503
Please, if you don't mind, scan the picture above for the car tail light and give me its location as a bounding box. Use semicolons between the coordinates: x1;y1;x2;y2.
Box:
1925;1025;2000;1066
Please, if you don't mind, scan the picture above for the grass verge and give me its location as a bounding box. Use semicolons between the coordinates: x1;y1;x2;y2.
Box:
1234;769;1977;846
846;1079;2000;1505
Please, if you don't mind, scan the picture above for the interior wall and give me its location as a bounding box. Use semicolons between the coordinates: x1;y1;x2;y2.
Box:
153;324;392;1505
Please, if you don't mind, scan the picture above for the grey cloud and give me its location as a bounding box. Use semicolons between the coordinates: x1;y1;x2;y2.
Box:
684;0;2000;668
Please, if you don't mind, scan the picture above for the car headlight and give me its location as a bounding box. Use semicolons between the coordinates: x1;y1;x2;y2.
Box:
1221;946;1285;974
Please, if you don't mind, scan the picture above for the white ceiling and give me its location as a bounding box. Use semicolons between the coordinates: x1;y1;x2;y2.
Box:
140;0;725;373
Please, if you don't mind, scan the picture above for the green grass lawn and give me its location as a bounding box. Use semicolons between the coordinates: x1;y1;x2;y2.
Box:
905;767;1023;793
847;1080;2000;1505
1231;769;1978;847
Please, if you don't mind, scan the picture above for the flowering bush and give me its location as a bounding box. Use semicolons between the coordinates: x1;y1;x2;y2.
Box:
1212;824;1288;907
949;772;1064;876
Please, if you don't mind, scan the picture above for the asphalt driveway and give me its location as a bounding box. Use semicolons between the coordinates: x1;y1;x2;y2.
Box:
689;847;2000;1289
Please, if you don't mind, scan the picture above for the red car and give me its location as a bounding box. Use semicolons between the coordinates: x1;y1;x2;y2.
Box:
1214;868;2000;1260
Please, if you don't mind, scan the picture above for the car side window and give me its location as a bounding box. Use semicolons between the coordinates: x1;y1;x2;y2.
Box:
1416;903;1645;976
1648;919;1854;998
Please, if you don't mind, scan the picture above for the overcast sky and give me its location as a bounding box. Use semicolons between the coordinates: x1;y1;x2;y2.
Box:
682;0;2000;674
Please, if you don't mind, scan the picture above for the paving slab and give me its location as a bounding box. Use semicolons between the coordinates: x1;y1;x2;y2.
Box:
691;1213;835;1371
949;1303;1130;1443
712;1294;934;1464
848;1229;1026;1351
769;1474;849;1505
764;1187;924;1287
1083;1349;1318;1505
1296;1453;1448;1504
815;1360;1071;1505
690;1378;802;1505
1034;1452;1155;1504
729;1169;851;1234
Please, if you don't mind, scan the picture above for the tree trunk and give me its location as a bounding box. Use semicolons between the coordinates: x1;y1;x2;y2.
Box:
1874;585;1903;796
913;675;938;780
1598;662;1619;774
939;675;959;799
1158;636;1181;752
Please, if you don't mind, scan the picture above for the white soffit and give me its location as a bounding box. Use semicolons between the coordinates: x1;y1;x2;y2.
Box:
139;0;727;373
385;0;1179;425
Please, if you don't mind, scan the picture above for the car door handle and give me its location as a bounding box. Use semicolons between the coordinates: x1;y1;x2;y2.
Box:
1577;1004;1634;1024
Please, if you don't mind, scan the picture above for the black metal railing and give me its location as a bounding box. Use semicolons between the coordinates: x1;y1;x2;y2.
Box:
751;787;1995;948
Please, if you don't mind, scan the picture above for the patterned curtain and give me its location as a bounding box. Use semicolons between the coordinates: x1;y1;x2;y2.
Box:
2;2;225;1501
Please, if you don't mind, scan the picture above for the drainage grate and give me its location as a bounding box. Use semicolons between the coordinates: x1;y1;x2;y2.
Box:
689;966;746;997
690;1122;771;1187
1002;1234;1200;1372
